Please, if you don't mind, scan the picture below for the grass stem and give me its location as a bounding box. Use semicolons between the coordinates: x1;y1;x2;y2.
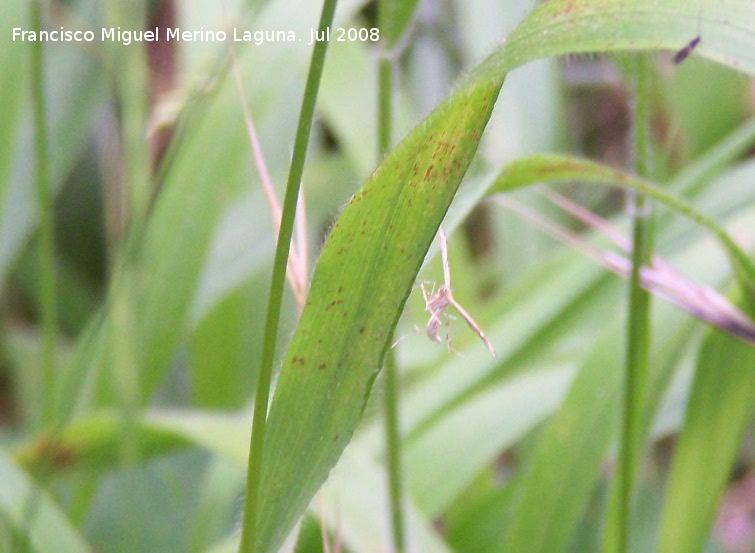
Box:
614;52;654;553
378;2;408;551
30;0;57;430
237;2;337;551
382;352;406;553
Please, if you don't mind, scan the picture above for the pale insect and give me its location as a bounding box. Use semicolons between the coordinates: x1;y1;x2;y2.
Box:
420;228;497;358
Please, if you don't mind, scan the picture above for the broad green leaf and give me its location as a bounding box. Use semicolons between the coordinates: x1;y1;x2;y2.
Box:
0;451;90;553
658;328;755;553
255;45;504;553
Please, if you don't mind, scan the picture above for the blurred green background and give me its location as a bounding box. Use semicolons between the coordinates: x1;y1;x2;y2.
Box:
2;1;755;552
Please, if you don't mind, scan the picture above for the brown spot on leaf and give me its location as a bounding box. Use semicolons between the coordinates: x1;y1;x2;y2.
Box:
556;0;578;16
32;437;77;470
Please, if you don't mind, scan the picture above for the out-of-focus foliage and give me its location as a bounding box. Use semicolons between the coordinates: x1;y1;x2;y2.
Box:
2;1;755;553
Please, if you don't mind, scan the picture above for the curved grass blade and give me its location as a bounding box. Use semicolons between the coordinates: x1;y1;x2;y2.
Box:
489;154;755;308
495;0;755;75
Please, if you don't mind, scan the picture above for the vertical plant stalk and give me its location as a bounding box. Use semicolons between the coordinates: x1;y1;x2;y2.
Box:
104;0;151;249
118;17;151;235
237;2;337;552
103;0;151;465
30;0;57;430
382;352;406;553
612;53;654;553
14;2;60;549
378;2;407;551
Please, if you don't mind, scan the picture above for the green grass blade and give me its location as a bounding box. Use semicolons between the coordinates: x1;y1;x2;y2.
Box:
658;327;755;553
239;1;339;551
29;0;57;429
667;117;755;198
405;365;576;515
0;3;28;224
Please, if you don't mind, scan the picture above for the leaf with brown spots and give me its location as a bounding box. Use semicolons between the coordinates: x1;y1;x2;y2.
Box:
255;37;505;553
